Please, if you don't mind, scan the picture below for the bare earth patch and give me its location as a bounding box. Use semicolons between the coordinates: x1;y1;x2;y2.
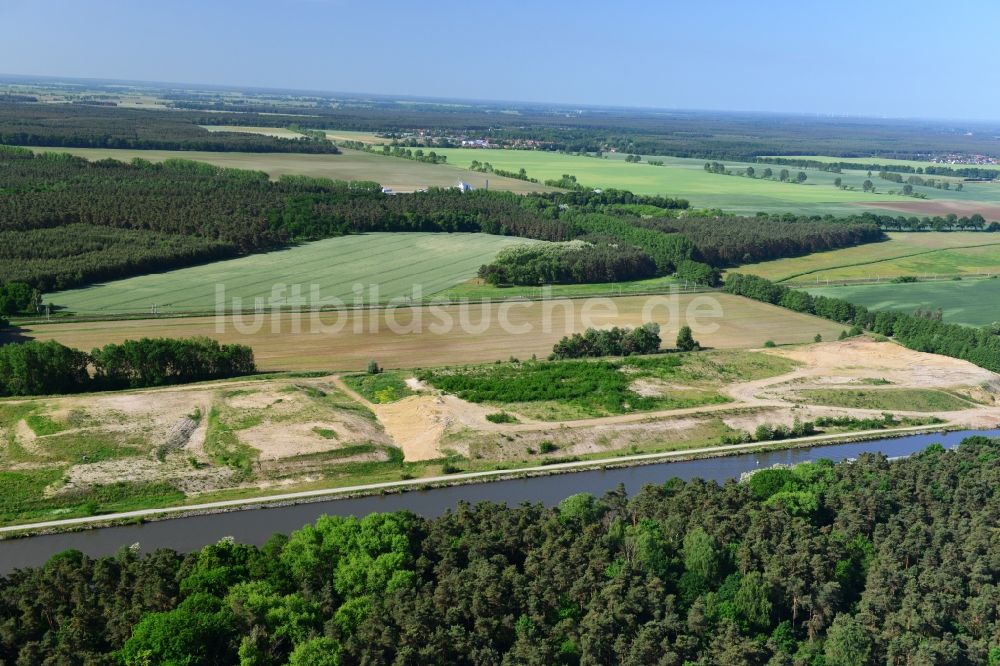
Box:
405;377;431;392
771;337;997;390
629;378;695;398
59;458;235;495
372;395;451;462
240;418;390;461
863;200;1000;222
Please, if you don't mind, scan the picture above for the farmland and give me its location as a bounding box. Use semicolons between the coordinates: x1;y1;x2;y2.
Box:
46;232;538;314
22;145;556;194
23;293;848;371
764;154;1000;172
202;126;386;144
422;148;917;214
200;125;309;139
23;142;1000;217
807;278;1000;327
734;232;1000;283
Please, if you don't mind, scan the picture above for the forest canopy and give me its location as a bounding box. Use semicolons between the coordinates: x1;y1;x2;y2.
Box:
0;147;881;292
0;337;256;396
0;102;339;153
2;437;999;664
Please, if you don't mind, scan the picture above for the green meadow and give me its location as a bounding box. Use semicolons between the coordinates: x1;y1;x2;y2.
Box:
806;277;1000;327
425;148;913;213
735;232;1000;283
46;232;538;314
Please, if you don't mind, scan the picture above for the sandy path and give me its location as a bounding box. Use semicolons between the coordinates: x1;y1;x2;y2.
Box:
331;376;453;461
330;338;1000;450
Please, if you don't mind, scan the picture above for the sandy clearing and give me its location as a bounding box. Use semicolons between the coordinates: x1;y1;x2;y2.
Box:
770;337;997;389
281;339;1000;462
391;338;1000;449
331;376;509;461
405;377;430;392
60;457;236;495
629;378;695;397
225;390;289;410
239;418;391;461
73;390;213;441
371;395;449;461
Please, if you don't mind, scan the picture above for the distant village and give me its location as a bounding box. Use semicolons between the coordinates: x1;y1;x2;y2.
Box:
930;153;1000;166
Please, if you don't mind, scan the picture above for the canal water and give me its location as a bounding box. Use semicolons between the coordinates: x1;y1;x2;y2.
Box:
1;429;996;573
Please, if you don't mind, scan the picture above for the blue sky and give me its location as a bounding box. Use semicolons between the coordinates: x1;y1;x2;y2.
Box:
2;0;998;120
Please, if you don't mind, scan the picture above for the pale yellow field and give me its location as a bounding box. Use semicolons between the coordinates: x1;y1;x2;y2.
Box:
25;294;846;372
201;126;386;144
323;130;386;144
24;146;557;194
200;125;307;139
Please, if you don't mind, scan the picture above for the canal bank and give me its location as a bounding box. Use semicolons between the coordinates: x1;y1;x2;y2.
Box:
2;428;997;573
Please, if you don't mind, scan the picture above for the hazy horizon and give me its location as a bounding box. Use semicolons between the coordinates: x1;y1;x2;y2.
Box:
2;0;999;122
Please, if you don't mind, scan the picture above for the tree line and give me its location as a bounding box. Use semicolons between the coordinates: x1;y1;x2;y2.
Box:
0;282;39;315
724;272;1000;373
469;160;538;183
4;436;1000;663
705;162;808;184
760;210;998;233
0;147;897;294
336;140;450;165
478;241;657;286
0;337;255;396
550;323;662;359
0;102;340;153
758;156;1000;180
879;170;965;193
639;216;883;267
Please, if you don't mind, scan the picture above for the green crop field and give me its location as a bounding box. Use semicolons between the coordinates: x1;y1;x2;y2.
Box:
28;143;1000;216
23;146;555;194
735;232;1000;283
46;232;539;314
806;277;1000;327
422;148;920;215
